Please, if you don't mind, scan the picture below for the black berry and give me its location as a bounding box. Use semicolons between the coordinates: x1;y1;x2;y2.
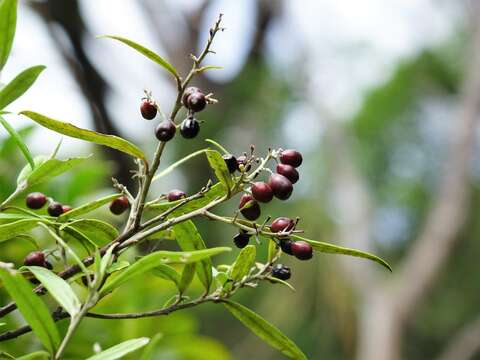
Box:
180;117;200;139
279;238;294;255
270;217;295;233
186;92;207;112
24;251;46;267
48;202;64;217
26;192;47;209
223;154;239;173
110;196;129;215
279;149;303;168
182;87;200;108
167;189;186;202
233;231;250;248
276;164;299;184
237;155;251;172
291;241;313;260
140;99;157;120
268;174;293;200
238;194;261;221
271;264;291;280
251;182;273;203
155;120;176;142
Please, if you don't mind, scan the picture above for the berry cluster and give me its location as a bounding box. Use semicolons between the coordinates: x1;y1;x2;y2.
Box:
26;192;71;217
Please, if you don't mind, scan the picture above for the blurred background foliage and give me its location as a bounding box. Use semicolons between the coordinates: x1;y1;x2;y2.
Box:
1;1;480;359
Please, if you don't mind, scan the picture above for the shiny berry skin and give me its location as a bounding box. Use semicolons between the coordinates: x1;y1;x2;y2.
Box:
62;205;72;213
180;118;200;139
186;92;207;112
279;238;294;255
271;264;291;280
26;192;47;209
48;202;64;217
237;155;251;172
155;120;176;142
251;182;273;203
24;251;46;267
238;194;261;221
276;164;299;184
182;87;200;107
291;241;313;260
279;149;303;168
268;173;293;200
233;231;250;248
167;189;186;202
270;217;295;233
140;99;157;120
223;154;239;173
109;196;129;215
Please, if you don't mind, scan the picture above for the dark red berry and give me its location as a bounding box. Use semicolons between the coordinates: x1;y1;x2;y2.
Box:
155;120;176;142
140;99;157;120
233;231;250;248
270;217;295;233
182;87;200;107
186;92;207;112
62;205;72;213
24;251;46;267
268;174;293;200
180;117;200;139
238;194;261;221
167;189;186;202
237;155;251;172
26;192;47;209
279;238;294;255
223;154;239;173
48;202;64;217
276;164;299;184
271;264;291;280
279;149;303;168
109;196;129;215
251;182;273;203
291;241;313;260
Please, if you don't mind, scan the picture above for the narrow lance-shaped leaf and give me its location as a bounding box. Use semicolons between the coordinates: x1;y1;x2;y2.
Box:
0;0;17;71
86;337;150;360
229;245;256;282
16;351;50;360
0;65;46;110
151;264;180;287
178;263;196;294
205;150;233;193
223;300;307;360
0;115;34;169
58;193;122;222
61;219;119;247
0;219;46;242
19;111;147;163
99;35;179;79
0;264;60;353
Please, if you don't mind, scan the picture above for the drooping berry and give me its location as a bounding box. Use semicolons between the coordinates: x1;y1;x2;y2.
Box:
270;217;295;233
180;117;200;139
26;192;47;209
233;230;250;248
237;155;251;172
155;120;176;142
62;205;72;213
140;99;157;120
279;149;303;168
271;264;291;280
279;238;294;255
186;92;207;112
276;164;299;184
109;196;129;215
167;189;186;202
182;87;200;108
24;251;46;267
251;182;273;203
48;202;64;217
268;173;293;200
238;194;261;221
291;241;313;260
223;154;239;173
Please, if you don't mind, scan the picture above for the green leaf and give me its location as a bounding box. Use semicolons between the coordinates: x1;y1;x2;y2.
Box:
152;149;208;182
99;35;179;79
0;66;46;110
205;150;233;193
229;245;256;282
196;65;223;74
267;238;279;263
0;219;45;242
58;193;121;221
86;337;150;360
151;264;180;287
173;221;213;292
0;0;17;71
139;333;163;360
205;138;230;155
292;235;392;272
267;276;296;292
25;266;81;317
178;263;196;294
0;115;34;169
61;219;119;247
0;264;60;353
223;300;307;360
16;351;50;360
101;247;230;295
19;111;147;163
0;351;15;359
